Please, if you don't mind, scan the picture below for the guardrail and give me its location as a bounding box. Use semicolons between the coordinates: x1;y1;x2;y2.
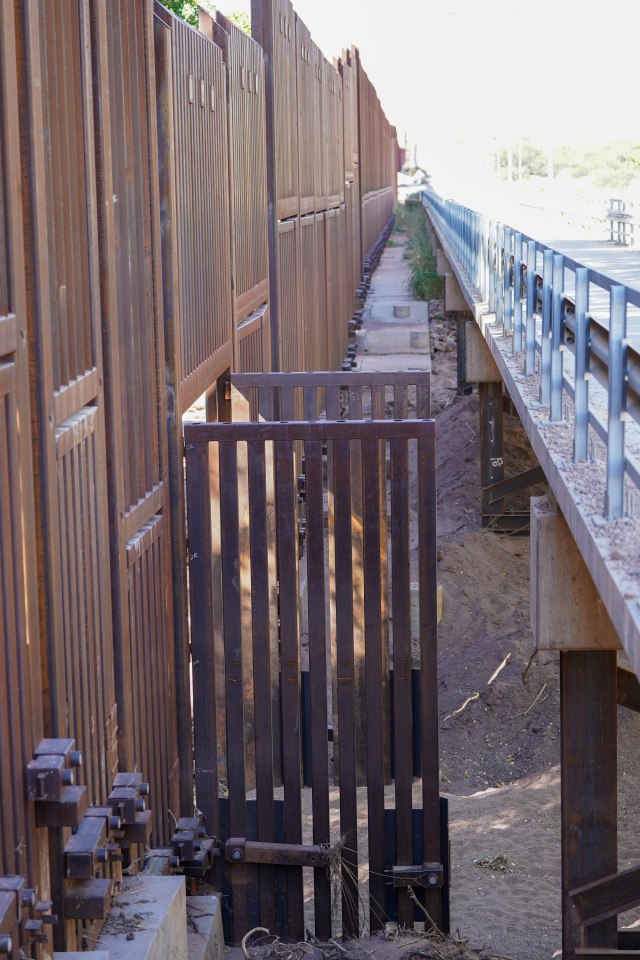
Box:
422;189;640;519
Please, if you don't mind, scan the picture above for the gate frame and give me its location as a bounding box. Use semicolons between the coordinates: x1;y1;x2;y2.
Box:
185;415;444;943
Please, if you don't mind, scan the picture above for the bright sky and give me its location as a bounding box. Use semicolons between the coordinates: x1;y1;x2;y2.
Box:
227;0;640;192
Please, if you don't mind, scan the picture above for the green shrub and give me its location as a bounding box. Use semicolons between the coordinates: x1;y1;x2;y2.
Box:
394;202;443;302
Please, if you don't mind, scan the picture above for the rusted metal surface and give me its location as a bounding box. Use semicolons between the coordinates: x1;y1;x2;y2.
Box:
155;5;233;414
2;0;399;950
253;0;397;374
213;12;270;365
562;652;617;959
97;0;179;847
185;415;441;942
16;0;117;818
0;6;50;956
15;12;117;945
356;53;396;261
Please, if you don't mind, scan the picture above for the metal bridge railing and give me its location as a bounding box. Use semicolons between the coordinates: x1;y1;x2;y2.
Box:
422;190;640;520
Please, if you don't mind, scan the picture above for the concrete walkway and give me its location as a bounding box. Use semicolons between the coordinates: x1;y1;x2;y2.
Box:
355;239;431;375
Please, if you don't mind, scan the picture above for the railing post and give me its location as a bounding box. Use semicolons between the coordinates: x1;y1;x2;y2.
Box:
573;268;590;462
550;253;565;421
495;223;504;326
503;226;512;333
539;249;554;405
513;232;523;353
488;221;497;314
605;285;627;518
525;240;537;375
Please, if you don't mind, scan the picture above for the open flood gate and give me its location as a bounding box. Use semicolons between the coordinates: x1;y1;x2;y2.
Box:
185;399;446;943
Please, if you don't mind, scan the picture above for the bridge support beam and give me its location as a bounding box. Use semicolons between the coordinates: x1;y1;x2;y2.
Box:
479;381;504;524
531;496;619;959
561;651;618;960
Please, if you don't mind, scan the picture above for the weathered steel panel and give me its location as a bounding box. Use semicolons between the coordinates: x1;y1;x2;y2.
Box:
16;0;116;813
295;16;315;217
55;408;117;804
126;513;179;836
213;12;270;350
0;5;44;907
238;305;270;373
156;6;234;413
277;219;303;372
300;214;319;370
98;0;178;844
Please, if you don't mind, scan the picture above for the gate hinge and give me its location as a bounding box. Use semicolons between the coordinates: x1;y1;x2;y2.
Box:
225;838;325;868
390;863;444;888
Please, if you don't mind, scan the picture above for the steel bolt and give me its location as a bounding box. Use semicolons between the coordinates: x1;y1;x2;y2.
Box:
428;875;438;886
69;751;83;768
61;769;74;786
0;934;12;954
21;889;36;910
231;848;242;861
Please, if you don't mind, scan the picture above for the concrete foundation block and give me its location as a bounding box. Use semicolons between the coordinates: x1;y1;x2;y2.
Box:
436;248;450;277
393;304;411;318
530;496;620;651
187;895;224;960
99;875;188;960
464;321;501;383
55;955;110;959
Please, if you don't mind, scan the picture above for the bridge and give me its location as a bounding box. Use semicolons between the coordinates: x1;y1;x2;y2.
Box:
0;0;639;959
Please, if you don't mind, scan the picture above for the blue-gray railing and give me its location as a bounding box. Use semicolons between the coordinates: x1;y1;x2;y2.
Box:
421;190;640;520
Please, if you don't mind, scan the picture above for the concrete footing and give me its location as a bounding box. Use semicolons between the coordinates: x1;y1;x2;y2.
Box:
187;895;224;960
55;954;110;959
99;876;188;960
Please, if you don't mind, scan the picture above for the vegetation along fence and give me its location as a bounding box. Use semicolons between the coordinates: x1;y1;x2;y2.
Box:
0;0;397;954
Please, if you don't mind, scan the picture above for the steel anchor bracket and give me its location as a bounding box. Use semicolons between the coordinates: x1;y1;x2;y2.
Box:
170;816;219;878
107;772;152;845
0;876;58;955
26;738;87;829
64;807;123;880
